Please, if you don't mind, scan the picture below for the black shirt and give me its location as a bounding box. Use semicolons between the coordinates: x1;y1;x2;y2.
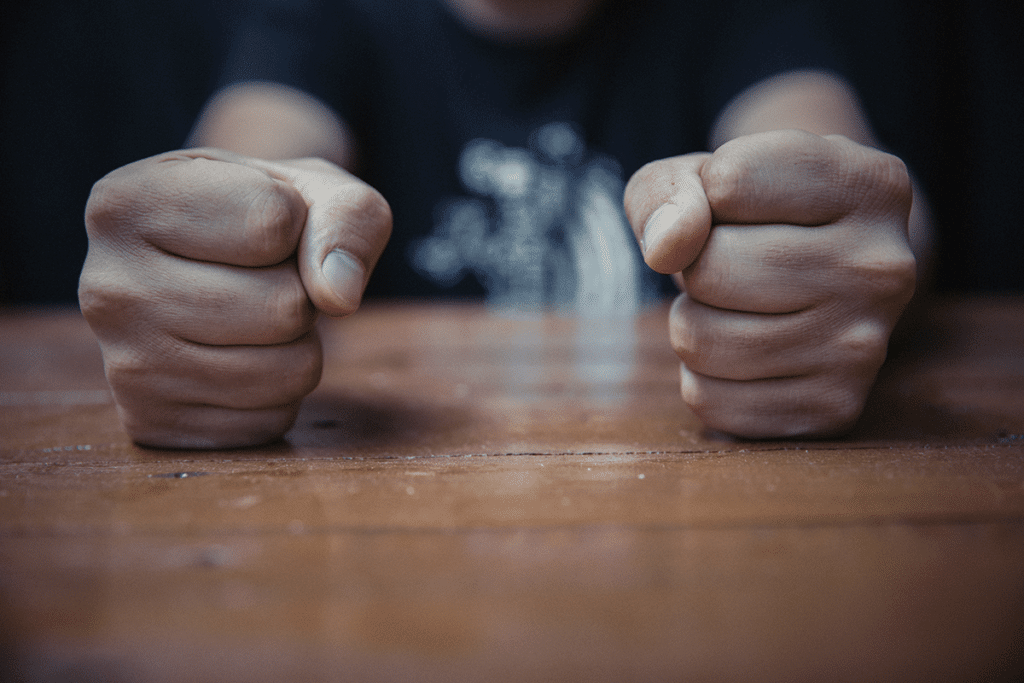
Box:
221;0;841;306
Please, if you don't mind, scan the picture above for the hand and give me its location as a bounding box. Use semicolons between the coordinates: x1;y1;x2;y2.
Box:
79;148;392;448
624;130;916;438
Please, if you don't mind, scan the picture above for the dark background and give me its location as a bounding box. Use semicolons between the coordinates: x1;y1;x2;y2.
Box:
2;0;1021;305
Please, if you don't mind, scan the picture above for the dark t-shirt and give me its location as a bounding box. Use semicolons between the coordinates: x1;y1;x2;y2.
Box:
221;0;840;307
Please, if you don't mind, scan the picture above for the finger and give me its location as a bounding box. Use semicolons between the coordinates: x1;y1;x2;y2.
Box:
152;260;316;347
683;219;916;316
702;130;910;226
87;149;308;267
681;223;842;313
669;293;889;382
80;238;316;347
254;157;393;317
679;364;872;439
105;332;323;413
119;401;304;450
623;153;712;273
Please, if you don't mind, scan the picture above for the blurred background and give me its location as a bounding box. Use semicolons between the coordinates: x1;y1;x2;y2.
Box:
2;0;1021;305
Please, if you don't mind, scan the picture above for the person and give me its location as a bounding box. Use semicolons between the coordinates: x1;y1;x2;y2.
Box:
78;0;929;449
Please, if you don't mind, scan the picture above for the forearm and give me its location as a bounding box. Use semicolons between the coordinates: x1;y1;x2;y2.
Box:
187;81;357;172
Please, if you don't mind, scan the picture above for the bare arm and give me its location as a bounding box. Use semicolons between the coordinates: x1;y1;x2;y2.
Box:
187;81;357;171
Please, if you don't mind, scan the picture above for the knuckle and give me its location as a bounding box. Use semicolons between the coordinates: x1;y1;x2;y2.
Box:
84;174;134;237
836;321;890;371
700;153;746;210
850;239;917;304
789;370;872;437
288;339;324;398
888;249;919;298
248;340;322;408
876;152;912;199
672;325;718;377
668;295;699;360
267;272;316;338
669;315;694;360
678;364;717;420
103;344;158;392
854;149;913;217
233;339;323;409
77;265;112;322
342;183;393;234
243;180;306;262
78;258;134;329
78;281;116;329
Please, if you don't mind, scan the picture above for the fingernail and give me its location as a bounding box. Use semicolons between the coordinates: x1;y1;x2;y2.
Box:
643;203;681;257
322;249;365;308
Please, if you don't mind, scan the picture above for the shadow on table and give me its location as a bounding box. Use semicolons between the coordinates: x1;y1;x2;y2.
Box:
848;299;1023;445
282;391;478;453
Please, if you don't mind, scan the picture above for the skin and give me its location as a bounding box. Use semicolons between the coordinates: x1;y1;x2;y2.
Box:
79;0;924;448
624;130;915;438
624;69;920;438
80;150;391;448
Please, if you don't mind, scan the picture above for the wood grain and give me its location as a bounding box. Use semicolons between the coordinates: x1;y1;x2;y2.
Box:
2;297;1023;682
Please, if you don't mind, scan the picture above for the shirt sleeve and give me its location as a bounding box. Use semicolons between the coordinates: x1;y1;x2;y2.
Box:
702;0;847;127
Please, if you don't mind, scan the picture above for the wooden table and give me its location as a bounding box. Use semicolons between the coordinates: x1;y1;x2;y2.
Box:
2;298;1023;682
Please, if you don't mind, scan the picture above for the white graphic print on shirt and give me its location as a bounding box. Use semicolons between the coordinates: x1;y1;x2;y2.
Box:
411;122;651;314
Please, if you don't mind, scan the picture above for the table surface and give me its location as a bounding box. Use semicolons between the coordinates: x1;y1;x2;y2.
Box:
2;297;1023;683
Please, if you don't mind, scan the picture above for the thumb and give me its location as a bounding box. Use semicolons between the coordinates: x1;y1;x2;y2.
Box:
254;158;392;317
623;152;712;274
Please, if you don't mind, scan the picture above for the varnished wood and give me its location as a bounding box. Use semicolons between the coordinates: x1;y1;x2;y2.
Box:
2;297;1023;682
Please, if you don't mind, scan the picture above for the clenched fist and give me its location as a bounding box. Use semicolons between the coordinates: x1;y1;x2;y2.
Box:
79;148;391;449
625;130;916;438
